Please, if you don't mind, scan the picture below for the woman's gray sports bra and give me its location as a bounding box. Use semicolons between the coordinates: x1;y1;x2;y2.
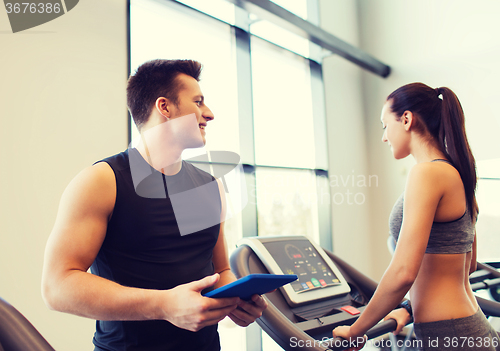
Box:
388;160;475;254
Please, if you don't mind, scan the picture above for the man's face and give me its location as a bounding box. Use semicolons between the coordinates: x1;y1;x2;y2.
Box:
169;73;214;146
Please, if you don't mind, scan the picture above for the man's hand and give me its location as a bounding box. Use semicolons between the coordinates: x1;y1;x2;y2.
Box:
162;274;240;332
383;308;412;335
228;294;268;327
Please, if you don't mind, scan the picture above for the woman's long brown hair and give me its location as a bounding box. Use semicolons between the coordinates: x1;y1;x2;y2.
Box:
387;82;478;221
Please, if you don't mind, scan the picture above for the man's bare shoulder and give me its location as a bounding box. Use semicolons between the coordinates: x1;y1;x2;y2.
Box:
72;162;115;190
60;162;116;217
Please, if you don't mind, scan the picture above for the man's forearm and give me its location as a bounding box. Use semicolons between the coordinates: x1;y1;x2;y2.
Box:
43;270;162;321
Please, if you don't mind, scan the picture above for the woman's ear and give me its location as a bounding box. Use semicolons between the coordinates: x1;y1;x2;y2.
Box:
402;111;414;131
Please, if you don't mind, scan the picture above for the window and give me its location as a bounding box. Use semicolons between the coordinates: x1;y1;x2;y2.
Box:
130;0;240;156
251;37;316;168
129;1;326;350
270;0;308;19
255;168;320;241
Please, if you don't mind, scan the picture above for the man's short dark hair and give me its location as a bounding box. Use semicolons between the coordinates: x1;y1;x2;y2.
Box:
127;59;202;130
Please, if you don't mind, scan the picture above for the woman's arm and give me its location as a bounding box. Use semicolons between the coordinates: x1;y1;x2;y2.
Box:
333;163;444;339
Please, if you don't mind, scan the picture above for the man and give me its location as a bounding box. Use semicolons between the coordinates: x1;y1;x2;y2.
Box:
42;59;267;351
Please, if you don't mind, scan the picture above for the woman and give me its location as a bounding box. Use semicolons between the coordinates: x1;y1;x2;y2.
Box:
332;83;498;350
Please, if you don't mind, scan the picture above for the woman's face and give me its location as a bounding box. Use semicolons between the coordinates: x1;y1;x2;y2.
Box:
380;101;411;159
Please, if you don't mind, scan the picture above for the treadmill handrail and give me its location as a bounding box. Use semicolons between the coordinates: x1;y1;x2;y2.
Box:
324;318;398;351
230;244;401;351
231;245;331;350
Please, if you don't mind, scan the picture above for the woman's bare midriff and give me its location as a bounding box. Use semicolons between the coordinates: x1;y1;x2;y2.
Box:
410;251;478;323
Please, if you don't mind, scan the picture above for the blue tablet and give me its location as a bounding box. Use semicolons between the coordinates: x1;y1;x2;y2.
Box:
203;274;298;300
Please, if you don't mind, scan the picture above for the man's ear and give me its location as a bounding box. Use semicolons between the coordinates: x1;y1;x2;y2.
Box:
402;111;414;131
155;97;171;120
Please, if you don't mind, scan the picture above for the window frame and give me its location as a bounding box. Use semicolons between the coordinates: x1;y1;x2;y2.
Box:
127;1;331;350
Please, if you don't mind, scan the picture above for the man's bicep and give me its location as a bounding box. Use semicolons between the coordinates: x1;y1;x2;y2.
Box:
44;163;116;275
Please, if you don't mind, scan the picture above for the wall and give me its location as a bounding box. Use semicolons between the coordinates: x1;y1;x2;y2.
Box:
359;0;500;279
319;0;382;278
0;1;128;350
321;0;500;280
3;0;500;348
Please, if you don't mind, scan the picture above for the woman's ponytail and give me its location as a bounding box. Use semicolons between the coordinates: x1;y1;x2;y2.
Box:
387;83;478;221
437;87;478;221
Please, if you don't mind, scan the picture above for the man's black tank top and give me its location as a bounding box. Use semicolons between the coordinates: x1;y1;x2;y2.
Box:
90;148;221;351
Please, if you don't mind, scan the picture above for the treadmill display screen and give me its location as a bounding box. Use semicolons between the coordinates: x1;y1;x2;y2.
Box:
263;240;341;293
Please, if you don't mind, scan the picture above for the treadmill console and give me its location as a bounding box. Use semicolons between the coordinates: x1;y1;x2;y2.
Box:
238;236;350;307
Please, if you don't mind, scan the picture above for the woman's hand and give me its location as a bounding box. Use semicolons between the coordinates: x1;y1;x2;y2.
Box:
331;326;367;351
384;308;412;335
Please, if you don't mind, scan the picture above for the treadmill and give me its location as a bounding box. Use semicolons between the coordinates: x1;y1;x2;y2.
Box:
230;235;500;351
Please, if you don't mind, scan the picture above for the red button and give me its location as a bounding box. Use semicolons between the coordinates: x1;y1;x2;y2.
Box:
341;306;361;315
